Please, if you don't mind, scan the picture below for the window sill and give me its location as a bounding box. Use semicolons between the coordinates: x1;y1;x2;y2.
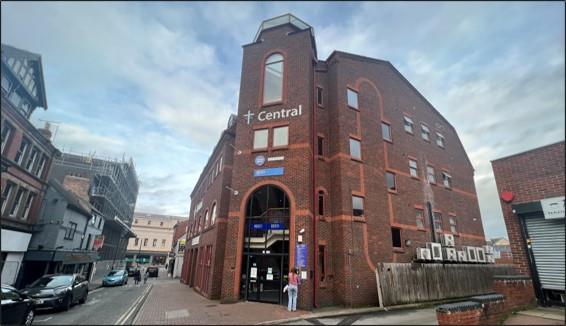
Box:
393;247;405;253
317;155;327;162
251;148;268;154
317;104;325;109
317;216;327;222
388;189;398;195
428;182;437;186
383;138;393;144
422;139;431;143
405;131;414;135
348;106;360;112
271;146;289;152
351;157;363;163
444;186;452;191
353;216;366;223
262;100;284;108
417;227;427;232
411;176;420;181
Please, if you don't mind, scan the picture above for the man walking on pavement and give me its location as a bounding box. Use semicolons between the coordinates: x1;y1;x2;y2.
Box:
144;268;149;284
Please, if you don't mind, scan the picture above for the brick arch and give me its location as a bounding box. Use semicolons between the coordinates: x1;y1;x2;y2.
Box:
355;77;385;119
233;180;297;298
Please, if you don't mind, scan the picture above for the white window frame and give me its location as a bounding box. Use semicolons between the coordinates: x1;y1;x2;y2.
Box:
1;122;13;154
263;54;284;104
421;124;430;141
22;192;35;220
409;159;418;178
253;129;269;150
427;166;436;184
35;155;47;178
1;182;15;215
349;138;362;160
9;188;25;217
403;116;414;134
15;139;29;165
436;132;445;148
442;172;452;188
381;122;392;141
347;88;358;109
273;126;289;147
210;203;217;225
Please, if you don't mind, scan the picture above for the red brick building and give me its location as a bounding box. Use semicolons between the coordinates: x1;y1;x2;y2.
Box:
182;14;486;309
1;44;60;287
492;141;565;305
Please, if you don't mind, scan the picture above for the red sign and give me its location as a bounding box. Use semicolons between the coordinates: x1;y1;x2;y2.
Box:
93;235;105;250
500;191;515;203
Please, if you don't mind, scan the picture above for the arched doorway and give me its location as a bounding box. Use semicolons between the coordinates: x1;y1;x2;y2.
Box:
239;185;290;304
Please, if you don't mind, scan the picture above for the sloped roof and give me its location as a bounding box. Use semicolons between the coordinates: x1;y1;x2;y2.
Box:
1;43;48;110
49;179;92;217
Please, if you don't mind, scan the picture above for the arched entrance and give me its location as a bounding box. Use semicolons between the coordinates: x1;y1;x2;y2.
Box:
239;185;290;304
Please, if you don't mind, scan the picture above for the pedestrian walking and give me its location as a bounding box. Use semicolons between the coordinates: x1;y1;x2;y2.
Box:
144;269;149;284
134;268;140;285
286;267;300;312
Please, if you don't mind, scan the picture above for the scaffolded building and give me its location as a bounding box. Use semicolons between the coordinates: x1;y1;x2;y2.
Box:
50;152;139;261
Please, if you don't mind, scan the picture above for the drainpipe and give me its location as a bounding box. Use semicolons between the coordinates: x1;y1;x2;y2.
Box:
427;201;436;243
311;57;318;309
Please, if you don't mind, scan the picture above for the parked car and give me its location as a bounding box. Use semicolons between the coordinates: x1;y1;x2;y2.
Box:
20;274;88;311
146;266;159;277
1;284;36;325
102;270;128;287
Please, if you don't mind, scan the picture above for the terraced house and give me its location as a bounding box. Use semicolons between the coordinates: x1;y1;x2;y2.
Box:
182;14;486;309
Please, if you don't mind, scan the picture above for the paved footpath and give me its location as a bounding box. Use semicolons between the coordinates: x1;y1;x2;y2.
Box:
133;280;306;325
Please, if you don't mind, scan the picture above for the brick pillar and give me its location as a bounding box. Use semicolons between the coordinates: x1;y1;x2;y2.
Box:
493;275;536;310
499;203;531;276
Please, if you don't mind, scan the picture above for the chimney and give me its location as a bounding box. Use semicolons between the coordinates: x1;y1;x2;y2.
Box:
63;175;91;203
38;122;52;141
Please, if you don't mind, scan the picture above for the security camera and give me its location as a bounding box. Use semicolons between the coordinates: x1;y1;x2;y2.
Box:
299;228;305;234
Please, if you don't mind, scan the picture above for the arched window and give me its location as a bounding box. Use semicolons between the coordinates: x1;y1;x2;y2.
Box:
198;215;203;232
204;210;209;227
210;203;217;225
318;191;325;216
263;53;284;104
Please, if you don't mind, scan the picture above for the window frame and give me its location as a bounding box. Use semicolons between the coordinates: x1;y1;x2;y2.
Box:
403;116;414;134
349;137;362;161
272;125;289;148
352;195;364;217
449;216;457;234
317;135;325;157
1;121;14;154
262;53;285;105
1;181;16;216
409;159;419;178
381;121;392;142
317;86;324;107
391;227;402;248
14;138;30;165
436;132;445;148
421;124;430;142
64;222;78;240
347;88;359;110
318;244;327;285
433;211;443;234
427;165;436;184
210;203;217;225
9;187;25;217
317;191;325;217
253;129;269;150
442;172;452;189
21;192;35;220
385;171;397;192
415;208;426;230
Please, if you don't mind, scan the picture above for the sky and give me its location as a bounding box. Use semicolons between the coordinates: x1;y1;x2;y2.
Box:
1;2;564;239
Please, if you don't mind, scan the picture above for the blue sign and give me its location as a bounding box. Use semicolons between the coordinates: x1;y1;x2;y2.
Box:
295;244;307;268
253;167;284;177
251;223;286;230
254;155;266;166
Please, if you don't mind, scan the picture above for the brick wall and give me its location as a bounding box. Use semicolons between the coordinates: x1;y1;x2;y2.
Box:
491;141;565;276
493;276;536;310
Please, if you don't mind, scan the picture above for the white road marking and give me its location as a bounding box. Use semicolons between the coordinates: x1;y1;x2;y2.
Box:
90;288;103;294
115;284;152;325
84;298;101;306
34;317;53;323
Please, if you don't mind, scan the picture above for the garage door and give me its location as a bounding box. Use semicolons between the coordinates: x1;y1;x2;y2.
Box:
525;215;565;291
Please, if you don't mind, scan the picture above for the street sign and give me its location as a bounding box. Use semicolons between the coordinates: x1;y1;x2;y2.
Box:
255;155;266;166
253;167;284;177
251;223;286;230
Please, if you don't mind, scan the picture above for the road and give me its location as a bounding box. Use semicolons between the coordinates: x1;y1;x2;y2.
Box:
33;270;167;325
282;307;438;325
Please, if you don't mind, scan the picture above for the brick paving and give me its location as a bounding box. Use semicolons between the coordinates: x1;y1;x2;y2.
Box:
133;280;307;325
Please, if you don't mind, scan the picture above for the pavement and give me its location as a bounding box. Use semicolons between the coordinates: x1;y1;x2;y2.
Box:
504;306;565;325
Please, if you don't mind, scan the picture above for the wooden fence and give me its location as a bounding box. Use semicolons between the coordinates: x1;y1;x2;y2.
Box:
376;263;516;306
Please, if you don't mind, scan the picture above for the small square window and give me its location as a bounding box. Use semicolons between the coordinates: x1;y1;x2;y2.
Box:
442;172;452;188
436;132;445;148
427;166;436;184
253;129;269;150
381;122;391;141
349;138;361;160
403;116;414;134
347;89;358;109
409;159;418;178
386;172;396;191
352;195;364;216
421;124;430;141
273;126;289;147
391;228;402;248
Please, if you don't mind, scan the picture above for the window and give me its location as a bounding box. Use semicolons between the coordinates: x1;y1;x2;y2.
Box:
449;217;457;234
160;221;164;226
427;166;436;184
381;122;391;141
25;148;38;172
253;129;268;150
442;172;452;188
318;191;325;216
416;208;425;229
352;195;364;216
35;155;47;178
317;87;323;106
204;210;209;227
1;182;15;215
14;138;29;165
386;172;396;191
1;74;12;93
152;239;157;247
436;132;445;148
409;159;418;178
263;53;284;104
143;238;148;246
161;239;166;247
349;138;361;160
210;204;217;225
64;222;77;240
421;124;430;141
433;212;443;233
318;245;326;283
391;228;402;248
403;116;414;134
1;122;13;154
22;192;35;220
317;136;324;156
134;238;139;246
147;220;151;225
9;188;25;217
273;126;289;147
347;89;358;109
